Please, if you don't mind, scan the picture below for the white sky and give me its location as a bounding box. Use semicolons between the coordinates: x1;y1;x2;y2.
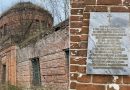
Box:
0;0;69;25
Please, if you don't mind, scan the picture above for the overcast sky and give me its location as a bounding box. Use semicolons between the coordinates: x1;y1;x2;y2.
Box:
0;0;69;25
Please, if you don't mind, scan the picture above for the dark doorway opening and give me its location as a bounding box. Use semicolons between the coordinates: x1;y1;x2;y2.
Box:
2;65;6;84
31;57;41;86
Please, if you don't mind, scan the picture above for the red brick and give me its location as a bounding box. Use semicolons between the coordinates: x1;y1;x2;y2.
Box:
70;73;78;80
41;67;66;75
123;0;130;5
111;7;130;12
84;6;108;12
71;3;85;8
70;65;78;72
69;0;130;90
70;57;77;64
70;27;89;35
70;50;78;56
93;75;122;84
81;27;89;34
120;85;130;90
70;41;88;49
71;50;87;57
70;36;81;42
43;75;67;83
70;57;86;65
78;50;87;57
84;0;96;5
79;41;88;49
70;22;82;28
107;86;117;90
114;76;122;84
123;76;130;84
93;75;113;83
80;34;88;41
77;75;91;83
78;66;86;73
97;0;121;5
70;29;81;35
70;82;76;89
83;20;89;26
71;0;84;3
83;13;90;19
70;43;80;49
71;16;83;21
71;9;83;15
76;84;105;90
1;2;68;89
41;59;66;69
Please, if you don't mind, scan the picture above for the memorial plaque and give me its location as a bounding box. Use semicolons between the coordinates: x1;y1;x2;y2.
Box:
87;12;130;75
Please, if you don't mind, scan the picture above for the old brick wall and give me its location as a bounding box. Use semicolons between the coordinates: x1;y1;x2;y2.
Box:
0;2;53;46
70;0;130;90
0;46;16;85
16;28;69;89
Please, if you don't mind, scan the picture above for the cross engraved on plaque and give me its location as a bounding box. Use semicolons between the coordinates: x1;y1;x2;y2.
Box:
107;14;112;24
87;12;130;75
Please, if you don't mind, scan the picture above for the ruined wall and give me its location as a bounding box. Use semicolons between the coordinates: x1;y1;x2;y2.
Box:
0;46;16;85
0;3;54;88
0;2;53;46
16;28;69;89
70;0;130;90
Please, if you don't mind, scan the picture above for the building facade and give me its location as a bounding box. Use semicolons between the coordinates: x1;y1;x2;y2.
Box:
70;0;130;90
0;2;69;90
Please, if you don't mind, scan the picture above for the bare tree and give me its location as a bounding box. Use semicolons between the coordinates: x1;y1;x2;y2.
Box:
40;0;69;25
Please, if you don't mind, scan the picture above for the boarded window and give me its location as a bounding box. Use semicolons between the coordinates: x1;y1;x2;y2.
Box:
31;57;41;86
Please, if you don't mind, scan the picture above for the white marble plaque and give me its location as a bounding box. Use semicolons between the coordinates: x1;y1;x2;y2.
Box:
87;12;130;75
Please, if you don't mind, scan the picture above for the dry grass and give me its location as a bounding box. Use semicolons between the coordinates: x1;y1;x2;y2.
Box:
0;84;67;90
0;84;22;90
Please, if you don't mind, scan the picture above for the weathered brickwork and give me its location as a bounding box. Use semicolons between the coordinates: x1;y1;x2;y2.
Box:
0;2;53;47
16;28;69;89
0;46;16;85
0;2;69;90
70;0;130;90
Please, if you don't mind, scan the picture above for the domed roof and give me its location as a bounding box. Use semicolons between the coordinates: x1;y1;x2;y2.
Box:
0;2;52;19
0;2;54;47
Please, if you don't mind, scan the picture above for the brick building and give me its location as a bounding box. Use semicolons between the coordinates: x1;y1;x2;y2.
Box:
0;2;69;90
70;0;130;90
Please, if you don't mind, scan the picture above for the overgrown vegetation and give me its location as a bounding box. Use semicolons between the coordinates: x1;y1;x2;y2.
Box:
0;84;67;90
0;84;22;90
